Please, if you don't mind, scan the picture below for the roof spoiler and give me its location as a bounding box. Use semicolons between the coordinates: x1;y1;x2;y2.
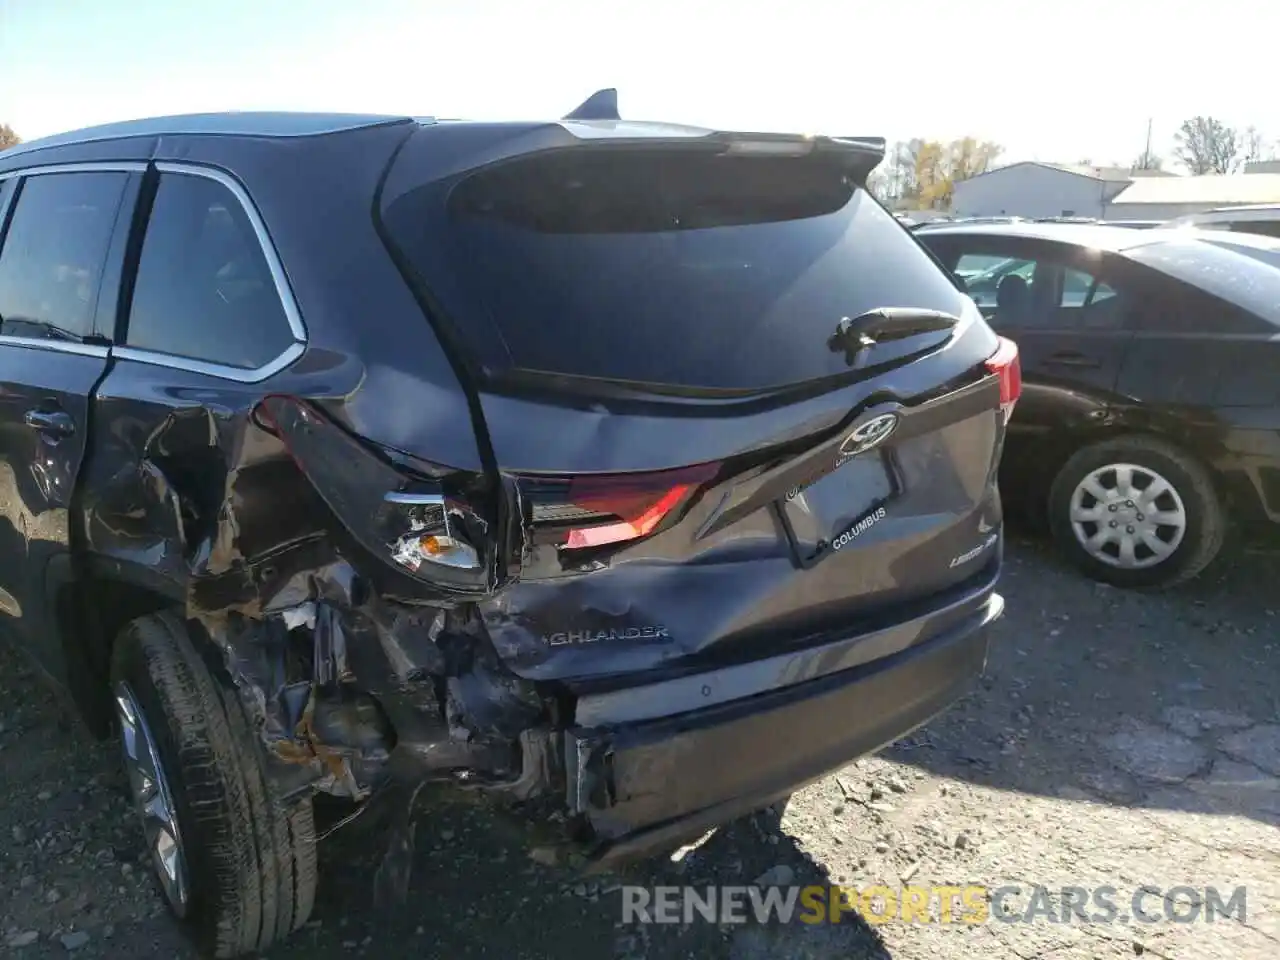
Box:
559;90;885;179
564;88;620;121
717;133;887;180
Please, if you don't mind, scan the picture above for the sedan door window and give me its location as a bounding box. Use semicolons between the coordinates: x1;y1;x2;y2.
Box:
954;253;1036;315
1057;267;1124;329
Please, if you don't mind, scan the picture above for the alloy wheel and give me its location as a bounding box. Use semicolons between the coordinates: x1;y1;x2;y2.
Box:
114;682;190;916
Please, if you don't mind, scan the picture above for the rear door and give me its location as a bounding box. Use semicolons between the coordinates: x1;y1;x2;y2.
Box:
931;236;1134;438
380;131;1010;680
0;167;136;684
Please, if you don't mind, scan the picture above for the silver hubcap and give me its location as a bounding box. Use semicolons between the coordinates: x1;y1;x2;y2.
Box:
1069;462;1187;569
114;682;190;915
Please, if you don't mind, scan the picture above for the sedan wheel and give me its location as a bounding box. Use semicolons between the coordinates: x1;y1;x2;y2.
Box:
1048;436;1225;589
1068;462;1187;569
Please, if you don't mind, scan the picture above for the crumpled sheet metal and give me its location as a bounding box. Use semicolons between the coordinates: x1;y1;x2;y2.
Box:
162;411;556;808
187;555;385;799
188;531;550;802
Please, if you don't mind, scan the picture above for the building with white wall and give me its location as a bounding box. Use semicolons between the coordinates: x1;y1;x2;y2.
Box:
951;162;1170;219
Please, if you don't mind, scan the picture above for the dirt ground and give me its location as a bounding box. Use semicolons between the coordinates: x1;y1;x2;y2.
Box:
2;536;1278;959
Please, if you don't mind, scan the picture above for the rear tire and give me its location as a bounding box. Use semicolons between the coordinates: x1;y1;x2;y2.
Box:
1047;435;1226;588
110;611;317;958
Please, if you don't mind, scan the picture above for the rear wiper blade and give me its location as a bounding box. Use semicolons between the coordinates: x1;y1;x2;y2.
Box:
827;307;957;364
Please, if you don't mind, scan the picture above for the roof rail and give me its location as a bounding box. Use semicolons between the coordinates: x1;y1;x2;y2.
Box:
563;88;620;121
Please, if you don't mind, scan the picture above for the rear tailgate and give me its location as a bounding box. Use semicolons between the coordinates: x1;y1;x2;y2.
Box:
379;121;1008;682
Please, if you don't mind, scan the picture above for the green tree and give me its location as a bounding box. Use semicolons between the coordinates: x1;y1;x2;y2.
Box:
0;123;20;151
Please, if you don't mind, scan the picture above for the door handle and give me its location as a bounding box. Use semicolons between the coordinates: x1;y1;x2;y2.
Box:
1044;352;1102;369
24;409;76;438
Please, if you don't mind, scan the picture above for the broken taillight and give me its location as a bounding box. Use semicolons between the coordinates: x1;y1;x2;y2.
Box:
521;463;720;550
985;337;1021;423
257;396;491;591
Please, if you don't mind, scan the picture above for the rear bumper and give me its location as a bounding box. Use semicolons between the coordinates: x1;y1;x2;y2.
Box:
568;591;1002;867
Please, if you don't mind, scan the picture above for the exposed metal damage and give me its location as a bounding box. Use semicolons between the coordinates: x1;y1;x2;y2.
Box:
85;395;580;883
189;543;556;805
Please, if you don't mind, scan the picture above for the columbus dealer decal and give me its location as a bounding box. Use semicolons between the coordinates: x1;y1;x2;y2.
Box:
831;505;888;551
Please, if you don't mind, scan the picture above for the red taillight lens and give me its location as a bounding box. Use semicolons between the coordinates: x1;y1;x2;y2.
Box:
524;463;720;550
984;337;1021;421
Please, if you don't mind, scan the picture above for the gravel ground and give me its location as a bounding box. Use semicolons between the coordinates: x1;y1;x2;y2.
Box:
3;537;1278;959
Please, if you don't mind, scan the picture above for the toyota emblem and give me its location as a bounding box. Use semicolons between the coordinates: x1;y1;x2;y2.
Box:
838;412;900;461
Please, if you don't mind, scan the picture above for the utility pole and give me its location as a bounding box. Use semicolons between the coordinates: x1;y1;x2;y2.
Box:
1143;118;1152;167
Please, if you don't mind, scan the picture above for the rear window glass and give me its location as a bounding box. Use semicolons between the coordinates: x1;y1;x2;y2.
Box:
1127;238;1280;324
383;149;968;391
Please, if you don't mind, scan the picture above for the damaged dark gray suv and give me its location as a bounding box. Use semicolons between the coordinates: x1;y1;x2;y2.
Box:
0;90;1017;956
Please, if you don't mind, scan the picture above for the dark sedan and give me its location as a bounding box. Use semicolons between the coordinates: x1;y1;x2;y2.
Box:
919;222;1280;587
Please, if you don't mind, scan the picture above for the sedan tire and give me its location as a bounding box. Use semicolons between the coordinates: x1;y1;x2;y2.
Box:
1048;435;1226;589
110;611;317;958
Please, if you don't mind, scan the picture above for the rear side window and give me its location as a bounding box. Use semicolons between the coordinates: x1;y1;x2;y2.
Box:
0;171;127;341
1127;238;1280;326
384;148;970;391
126;172;294;370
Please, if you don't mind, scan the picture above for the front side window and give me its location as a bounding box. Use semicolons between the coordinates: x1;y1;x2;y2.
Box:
0;171;128;341
126;172;294;370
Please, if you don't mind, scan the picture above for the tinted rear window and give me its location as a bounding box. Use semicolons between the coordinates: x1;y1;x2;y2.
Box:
384;148;968;391
1127;237;1280;325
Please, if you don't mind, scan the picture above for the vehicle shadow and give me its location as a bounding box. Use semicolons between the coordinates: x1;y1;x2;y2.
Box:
0;643;892;960
883;533;1280;829
271;796;892;960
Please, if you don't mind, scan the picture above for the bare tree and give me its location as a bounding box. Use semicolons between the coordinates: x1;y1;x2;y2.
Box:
884;139;924;206
0;124;20;151
1174;116;1239;174
865;167;892;205
1132;148;1163;171
1242;126;1265;162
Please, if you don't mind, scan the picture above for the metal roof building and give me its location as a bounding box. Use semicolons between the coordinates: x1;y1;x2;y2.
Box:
1105;173;1280;220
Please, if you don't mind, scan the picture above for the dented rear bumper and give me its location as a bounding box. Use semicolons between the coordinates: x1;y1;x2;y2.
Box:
566;592;1002;866
184;522;999;864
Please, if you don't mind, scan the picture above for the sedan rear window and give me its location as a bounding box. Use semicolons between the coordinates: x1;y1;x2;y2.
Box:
1127;237;1280;325
382;148;969;392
